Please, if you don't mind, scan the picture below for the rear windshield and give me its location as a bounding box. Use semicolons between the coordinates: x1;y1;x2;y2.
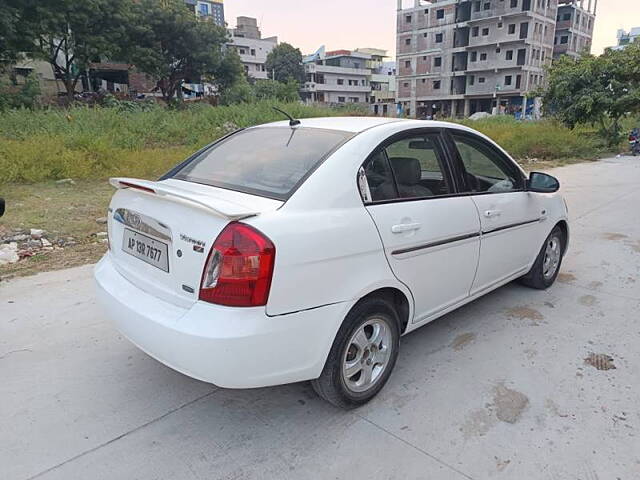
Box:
172;127;353;200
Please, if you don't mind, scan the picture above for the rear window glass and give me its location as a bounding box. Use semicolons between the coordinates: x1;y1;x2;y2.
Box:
172;127;353;200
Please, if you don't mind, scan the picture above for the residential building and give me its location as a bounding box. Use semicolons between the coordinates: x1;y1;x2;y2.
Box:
553;0;596;59
302;49;372;104
184;0;225;26
228;17;278;79
610;27;640;51
396;0;587;119
355;48;397;116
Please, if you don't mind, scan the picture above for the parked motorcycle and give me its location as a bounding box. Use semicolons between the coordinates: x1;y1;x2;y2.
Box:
630;129;640;156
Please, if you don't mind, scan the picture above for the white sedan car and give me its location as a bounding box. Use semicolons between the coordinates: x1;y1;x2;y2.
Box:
95;116;568;408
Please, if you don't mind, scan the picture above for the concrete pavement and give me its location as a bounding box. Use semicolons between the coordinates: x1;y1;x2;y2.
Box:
2;156;640;480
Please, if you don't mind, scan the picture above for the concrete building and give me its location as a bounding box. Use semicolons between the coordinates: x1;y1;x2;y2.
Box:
369;62;397;116
610;27;640;51
9;59;61;97
396;0;587;119
553;0;596;59
354;48;397;116
228;17;278;80
184;0;225;26
231;16;261;39
301;49;372;104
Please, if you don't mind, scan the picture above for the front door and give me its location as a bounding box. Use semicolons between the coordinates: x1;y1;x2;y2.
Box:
361;130;481;323
446;130;546;295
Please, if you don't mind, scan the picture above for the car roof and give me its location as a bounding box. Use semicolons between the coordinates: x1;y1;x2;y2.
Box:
260;116;475;134
261;116;401;133
259;116;524;176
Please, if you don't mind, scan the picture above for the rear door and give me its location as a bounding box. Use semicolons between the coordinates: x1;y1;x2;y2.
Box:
444;129;546;294
362;129;481;323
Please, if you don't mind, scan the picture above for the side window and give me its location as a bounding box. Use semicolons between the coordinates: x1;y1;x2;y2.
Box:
363;151;397;202
385;135;451;198
362;134;451;202
451;134;522;193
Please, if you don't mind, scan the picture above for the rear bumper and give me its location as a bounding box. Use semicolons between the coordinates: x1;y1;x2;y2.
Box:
94;253;346;388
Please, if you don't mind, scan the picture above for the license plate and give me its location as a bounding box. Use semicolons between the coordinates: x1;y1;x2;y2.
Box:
122;228;169;272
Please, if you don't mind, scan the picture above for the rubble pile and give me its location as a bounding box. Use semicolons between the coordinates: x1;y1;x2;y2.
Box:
0;227;77;266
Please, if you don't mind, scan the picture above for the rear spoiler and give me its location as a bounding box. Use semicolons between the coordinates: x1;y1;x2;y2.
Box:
109;177;260;221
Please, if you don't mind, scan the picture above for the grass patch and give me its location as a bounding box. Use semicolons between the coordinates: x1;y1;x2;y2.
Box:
0;103;623;184
458;116;610;162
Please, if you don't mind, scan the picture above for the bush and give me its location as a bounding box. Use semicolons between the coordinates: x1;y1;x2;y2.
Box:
218;78;255;106
459;116;607;160
219;78;301;105
253;79;300;102
100;94;159;112
0;73;41;111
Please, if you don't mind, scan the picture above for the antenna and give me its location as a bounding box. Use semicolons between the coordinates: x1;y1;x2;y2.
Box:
273;107;301;127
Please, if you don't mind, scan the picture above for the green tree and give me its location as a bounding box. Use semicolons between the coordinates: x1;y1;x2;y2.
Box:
542;44;640;145
219;76;255;105
0;0;32;69
254;78;300;102
265;43;305;84
211;48;246;93
15;0;131;100
125;0;238;102
0;72;41;110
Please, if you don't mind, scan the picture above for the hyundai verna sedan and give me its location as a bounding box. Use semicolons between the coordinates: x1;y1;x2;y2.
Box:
95;117;568;408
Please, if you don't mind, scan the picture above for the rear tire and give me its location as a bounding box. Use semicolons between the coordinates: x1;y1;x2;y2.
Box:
311;297;400;409
519;225;565;290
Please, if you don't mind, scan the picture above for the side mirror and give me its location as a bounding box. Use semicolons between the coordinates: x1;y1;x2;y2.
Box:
0;198;4;217
527;172;559;193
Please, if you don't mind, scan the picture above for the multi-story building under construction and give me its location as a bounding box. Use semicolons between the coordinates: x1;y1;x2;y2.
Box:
553;0;597;59
396;0;596;119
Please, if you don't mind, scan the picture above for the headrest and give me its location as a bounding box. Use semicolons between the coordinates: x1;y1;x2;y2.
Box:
390;157;422;186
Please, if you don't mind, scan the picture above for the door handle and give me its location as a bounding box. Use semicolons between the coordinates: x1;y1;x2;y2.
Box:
484;209;502;218
391;223;421;233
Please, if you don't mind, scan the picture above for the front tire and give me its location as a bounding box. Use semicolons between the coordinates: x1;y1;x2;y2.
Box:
519;225;565;289
311;297;400;409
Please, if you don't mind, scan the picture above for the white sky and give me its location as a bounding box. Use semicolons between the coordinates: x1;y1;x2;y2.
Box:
223;0;640;58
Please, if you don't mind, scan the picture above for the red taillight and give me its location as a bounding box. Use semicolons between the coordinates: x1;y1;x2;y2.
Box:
199;222;276;307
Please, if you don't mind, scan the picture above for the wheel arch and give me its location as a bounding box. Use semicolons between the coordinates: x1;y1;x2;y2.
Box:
555;219;569;254
350;286;412;335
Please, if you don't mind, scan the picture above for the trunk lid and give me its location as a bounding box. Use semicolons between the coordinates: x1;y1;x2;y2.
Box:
106;178;282;308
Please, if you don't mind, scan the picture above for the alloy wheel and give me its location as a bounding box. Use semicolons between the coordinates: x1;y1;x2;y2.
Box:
542;234;561;280
341;318;393;393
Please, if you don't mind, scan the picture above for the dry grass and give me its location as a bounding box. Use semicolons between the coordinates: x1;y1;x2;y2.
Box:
0;180;112;280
